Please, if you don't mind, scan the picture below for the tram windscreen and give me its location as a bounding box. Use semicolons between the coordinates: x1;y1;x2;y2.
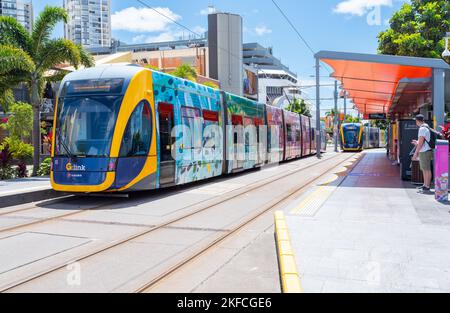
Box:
55;95;123;157
343;127;359;145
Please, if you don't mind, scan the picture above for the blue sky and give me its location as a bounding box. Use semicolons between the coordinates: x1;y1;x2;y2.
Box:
34;0;407;112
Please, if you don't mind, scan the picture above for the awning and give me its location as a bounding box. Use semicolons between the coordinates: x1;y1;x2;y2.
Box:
315;51;450;115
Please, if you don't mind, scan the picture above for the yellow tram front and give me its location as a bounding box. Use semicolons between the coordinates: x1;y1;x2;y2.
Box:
51;65;157;193
340;123;364;152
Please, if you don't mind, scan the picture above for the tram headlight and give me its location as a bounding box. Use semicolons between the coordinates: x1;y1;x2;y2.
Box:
108;158;117;172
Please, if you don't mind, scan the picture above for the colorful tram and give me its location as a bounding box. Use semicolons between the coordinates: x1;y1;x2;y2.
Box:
51;65;326;193
340;123;383;152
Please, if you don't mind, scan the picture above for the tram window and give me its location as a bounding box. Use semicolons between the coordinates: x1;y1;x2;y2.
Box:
203;110;219;122
119;100;152;157
254;118;263;143
232;115;243;145
286;124;293;142
181;106;202;149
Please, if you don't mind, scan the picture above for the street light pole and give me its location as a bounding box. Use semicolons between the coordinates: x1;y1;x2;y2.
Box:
315;57;321;159
334;80;338;153
344;91;347;120
442;32;450;58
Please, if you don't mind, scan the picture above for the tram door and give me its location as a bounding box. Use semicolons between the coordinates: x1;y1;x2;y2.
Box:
158;103;176;186
232;115;244;171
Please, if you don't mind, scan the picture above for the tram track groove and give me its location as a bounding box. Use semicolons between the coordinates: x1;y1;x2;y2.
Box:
0;195;78;217
0;199;119;234
0;153;329;236
135;153;360;293
0;152;357;292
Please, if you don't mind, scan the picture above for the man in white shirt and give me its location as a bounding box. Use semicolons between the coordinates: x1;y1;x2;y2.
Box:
412;114;433;193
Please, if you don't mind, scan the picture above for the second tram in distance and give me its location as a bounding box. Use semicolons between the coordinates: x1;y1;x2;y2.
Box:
340;123;384;152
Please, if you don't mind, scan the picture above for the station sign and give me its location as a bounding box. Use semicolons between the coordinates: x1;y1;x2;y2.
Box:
364;113;387;120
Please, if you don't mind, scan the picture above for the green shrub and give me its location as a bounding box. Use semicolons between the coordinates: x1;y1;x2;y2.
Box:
0;137;33;163
37;158;51;176
0;144;15;180
1;102;33;140
202;81;219;89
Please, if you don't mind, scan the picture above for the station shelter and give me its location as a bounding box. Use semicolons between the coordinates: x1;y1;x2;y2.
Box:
313;51;450;200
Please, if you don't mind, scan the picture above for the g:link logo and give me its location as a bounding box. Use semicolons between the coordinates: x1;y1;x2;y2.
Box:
66;163;86;171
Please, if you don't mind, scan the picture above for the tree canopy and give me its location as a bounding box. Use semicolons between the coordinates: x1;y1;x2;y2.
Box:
0;6;94;175
170;64;198;82
287;98;312;117
378;0;450;62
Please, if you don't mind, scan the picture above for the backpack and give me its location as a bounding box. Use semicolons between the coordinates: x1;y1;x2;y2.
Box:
421;125;440;150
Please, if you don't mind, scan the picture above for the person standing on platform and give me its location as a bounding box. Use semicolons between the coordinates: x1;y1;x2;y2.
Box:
412;114;433;194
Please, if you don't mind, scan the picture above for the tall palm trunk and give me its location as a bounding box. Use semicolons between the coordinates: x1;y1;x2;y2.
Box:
30;75;40;177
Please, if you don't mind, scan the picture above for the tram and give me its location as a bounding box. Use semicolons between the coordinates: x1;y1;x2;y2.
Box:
340;123;364;152
340;123;383;152
51;65;326;193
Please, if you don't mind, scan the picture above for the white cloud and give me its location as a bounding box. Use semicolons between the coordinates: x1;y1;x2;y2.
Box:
131;26;206;44
200;6;217;16
192;26;207;35
254;26;272;36
333;0;393;16
112;7;181;33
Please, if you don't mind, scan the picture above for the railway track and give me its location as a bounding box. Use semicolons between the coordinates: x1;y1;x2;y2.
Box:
0;195;77;217
0;153;328;235
1;152;359;292
0;197;118;234
135;152;362;293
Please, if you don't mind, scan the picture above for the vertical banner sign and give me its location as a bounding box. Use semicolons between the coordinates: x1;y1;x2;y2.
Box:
435;140;449;203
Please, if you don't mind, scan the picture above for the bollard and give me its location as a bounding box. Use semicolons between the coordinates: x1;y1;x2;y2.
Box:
435;140;449;203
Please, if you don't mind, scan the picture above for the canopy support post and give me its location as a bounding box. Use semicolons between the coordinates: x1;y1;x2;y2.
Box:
433;68;445;128
334;80;339;153
316;57;322;158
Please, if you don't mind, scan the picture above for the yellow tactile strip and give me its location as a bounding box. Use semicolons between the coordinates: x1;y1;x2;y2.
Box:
290;154;364;216
274;211;303;293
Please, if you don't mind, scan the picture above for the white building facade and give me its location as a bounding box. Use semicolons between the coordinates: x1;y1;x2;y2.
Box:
64;0;111;48
243;43;300;105
0;0;33;32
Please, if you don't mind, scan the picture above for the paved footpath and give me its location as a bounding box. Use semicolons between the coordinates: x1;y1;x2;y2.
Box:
0;177;63;208
284;149;450;293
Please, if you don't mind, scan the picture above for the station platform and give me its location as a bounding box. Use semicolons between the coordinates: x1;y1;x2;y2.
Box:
0;177;61;208
283;149;450;293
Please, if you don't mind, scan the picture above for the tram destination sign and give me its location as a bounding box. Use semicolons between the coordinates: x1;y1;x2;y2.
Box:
364;113;387;120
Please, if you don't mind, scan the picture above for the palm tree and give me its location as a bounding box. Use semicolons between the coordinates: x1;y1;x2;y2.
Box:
0;45;35;112
170;64;198;82
325;109;338;118
0;7;94;176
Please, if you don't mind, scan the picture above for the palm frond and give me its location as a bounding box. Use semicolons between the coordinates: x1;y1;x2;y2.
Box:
76;44;95;68
0;45;35;77
31;6;68;56
45;70;70;82
35;39;80;73
0;16;32;52
0;89;15;112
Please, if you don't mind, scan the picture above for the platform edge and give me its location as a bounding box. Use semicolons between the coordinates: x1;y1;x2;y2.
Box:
274;211;303;293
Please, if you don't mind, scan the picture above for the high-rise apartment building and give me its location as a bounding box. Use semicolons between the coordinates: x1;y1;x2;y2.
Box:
64;0;111;48
0;0;33;33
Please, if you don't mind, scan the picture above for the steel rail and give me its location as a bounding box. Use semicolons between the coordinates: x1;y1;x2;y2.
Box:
135;153;361;293
0;153;352;292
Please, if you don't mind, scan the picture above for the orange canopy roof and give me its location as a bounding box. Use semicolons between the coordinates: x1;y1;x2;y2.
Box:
315;51;450;115
322;58;432;114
